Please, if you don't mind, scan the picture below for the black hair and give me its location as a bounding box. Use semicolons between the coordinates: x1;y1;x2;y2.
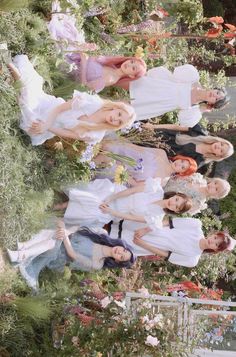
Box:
72;227;136;269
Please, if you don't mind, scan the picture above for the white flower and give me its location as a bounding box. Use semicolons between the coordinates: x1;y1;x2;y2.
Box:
145;335;160;347
138;287;150;297
141;315;150;324
66;0;80;8
114;299;126;309
153;314;163;324
100;296;112;308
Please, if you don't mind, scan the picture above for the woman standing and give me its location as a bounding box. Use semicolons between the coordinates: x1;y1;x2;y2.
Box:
131;123;234;169
110;218;234;268
98;140;197;183
130;64;229;126
164;174;231;214
56;178;192;229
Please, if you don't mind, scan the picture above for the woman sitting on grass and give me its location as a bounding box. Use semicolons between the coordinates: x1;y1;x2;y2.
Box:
8;55;136;146
7;221;136;291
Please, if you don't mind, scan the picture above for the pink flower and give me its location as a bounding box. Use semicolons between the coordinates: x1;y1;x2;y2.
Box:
208;16;224;24
100;296;112;308
145;335;160;347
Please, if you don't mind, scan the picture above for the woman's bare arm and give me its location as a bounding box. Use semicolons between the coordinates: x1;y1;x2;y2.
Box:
143;123;189;132
133;236;169;257
48;127;92;142
104;185;145;204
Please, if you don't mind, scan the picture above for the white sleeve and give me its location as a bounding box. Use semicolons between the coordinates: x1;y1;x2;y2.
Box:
144;177;163;193
178;106;202;127
168;253;200;267
147;66;172;79
78;129;105;144
144;213;164;231
173;64;199;83
71;90;103;115
171;217;202;230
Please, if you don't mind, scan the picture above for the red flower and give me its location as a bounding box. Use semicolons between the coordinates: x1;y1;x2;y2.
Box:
224;32;236;39
225;23;236;32
208;16;224;24
205;25;223;38
156;6;169;18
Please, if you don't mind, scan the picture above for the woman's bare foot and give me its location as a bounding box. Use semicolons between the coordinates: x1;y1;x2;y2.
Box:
53;201;69;211
7;63;21;81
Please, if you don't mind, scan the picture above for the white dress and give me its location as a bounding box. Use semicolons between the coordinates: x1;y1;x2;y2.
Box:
13;55;105;145
130;64;202;127
64;178;166;230
112;217;204;267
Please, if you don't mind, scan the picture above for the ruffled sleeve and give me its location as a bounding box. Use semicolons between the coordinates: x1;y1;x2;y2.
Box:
168;253;200;267
171;217;202;230
178;105;202;127
147;66;172;80
144;211;165;231
71;90;103;116
78;128;106;144
144;177;163;193
173;64;199;83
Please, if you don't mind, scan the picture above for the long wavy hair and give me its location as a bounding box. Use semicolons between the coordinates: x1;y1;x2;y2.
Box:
163;192;192;214
96;55;147;90
73;227;136;269
72;100;136;133
204;231;231;254
175;134;234;163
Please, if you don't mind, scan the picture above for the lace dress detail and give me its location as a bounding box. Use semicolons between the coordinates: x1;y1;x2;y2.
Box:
164;173;207;214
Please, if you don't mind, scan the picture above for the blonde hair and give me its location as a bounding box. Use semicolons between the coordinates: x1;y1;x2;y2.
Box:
207;177;231;199
73;100;136;133
176;134;234;163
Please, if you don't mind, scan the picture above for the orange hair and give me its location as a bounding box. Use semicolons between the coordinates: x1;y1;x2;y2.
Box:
170;155;198;177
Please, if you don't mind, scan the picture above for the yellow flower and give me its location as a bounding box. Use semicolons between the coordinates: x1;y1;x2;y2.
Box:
114;165;129;184
135;46;144;58
54;141;64;151
96;353;103;357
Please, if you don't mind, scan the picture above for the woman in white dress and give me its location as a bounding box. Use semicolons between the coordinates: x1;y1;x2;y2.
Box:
96;140;198;184
57;178;192;229
164;174;231;214
130;64;229;126
111;217;234;268
8;55;136;146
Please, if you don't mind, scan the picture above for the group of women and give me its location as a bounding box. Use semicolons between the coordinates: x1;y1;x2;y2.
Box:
5;1;236;290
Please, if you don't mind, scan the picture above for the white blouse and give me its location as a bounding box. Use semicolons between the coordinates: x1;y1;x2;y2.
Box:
130;64;202;127
111;217;204;267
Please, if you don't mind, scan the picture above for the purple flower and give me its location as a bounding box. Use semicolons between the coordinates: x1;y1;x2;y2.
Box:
89;161;96;169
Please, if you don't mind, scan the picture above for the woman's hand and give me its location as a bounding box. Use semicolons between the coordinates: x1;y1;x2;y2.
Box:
133;234;143;246
28;121;48;135
99;203;113;214
134;227;149;239
55;220;66;241
141;122;155;130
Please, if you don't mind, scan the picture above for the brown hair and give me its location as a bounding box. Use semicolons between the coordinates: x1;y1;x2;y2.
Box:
163;192;192;214
204;231;231;254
